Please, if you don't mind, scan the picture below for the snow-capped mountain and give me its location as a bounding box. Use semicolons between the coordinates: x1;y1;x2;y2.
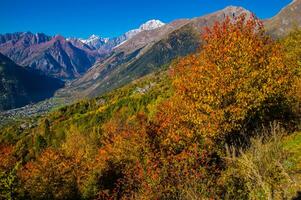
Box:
67;20;165;52
123;19;165;40
110;19;165;49
139;19;165;31
80;34;109;49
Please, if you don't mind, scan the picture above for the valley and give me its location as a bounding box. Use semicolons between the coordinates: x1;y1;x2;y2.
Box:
1;4;299;113
1;0;301;199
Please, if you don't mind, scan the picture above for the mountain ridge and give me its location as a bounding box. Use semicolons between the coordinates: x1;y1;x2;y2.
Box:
68;19;166;52
0;53;64;111
59;6;253;98
61;3;301;99
0;20;166;80
1;2;301;108
264;0;301;37
0;33;102;79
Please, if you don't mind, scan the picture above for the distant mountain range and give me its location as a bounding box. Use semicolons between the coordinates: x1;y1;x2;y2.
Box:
61;1;301;98
70;19;166;50
0;53;63;111
66;19;166;59
0;20;166;80
0;32;101;79
0;0;300;110
60;6;252;98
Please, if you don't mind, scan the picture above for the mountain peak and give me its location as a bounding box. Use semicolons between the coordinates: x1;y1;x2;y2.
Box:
54;34;64;39
139;19;165;31
79;34;109;49
223;5;243;10
120;19;165;42
88;34;100;40
222;6;251;15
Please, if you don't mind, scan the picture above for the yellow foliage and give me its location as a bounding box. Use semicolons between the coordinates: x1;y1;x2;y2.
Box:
169;15;295;139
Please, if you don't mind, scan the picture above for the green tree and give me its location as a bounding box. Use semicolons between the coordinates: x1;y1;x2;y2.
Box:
281;28;301;115
0;162;21;200
33;134;47;154
42;118;51;142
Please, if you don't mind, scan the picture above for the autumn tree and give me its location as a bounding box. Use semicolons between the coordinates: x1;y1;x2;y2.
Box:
20;148;79;200
61;125;99;195
282;28;301;70
281;28;301;116
0;145;21;200
168;14;295;142
86;113;155;199
149;14;297;198
33;134;47;155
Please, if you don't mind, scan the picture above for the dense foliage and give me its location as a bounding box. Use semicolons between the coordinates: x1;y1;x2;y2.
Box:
1;15;301;199
170;15;295;141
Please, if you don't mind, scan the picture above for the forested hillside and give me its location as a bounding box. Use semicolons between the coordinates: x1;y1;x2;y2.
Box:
1;15;301;200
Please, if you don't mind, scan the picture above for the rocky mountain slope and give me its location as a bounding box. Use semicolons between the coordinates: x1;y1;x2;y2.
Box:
0;53;64;111
0;32;101;79
2;1;301;107
59;6;251;98
68;20;166;53
79;34;109;49
264;0;301;37
66;1;301;99
0;20;166;80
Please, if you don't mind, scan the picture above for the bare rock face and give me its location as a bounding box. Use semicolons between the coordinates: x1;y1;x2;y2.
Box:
189;6;252;29
264;0;301;37
0;32;52;63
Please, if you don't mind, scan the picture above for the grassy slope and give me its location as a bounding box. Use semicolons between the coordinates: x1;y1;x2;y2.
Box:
283;131;301;190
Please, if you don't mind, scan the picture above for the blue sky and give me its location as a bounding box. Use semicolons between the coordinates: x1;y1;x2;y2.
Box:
0;0;293;38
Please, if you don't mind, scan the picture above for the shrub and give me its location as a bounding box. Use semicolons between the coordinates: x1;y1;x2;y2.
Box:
220;123;297;200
